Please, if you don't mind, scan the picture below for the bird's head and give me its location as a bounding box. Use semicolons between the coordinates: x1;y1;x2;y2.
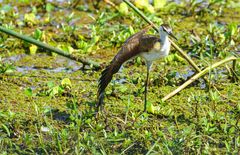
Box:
160;24;177;40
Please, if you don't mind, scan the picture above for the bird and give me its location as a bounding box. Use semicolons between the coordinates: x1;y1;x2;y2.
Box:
96;24;177;112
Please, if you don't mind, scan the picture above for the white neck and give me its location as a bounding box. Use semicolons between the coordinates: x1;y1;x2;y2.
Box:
160;31;168;44
159;30;171;56
160;30;170;46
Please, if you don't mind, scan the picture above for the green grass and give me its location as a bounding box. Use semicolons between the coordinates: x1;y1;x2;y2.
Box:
0;0;240;154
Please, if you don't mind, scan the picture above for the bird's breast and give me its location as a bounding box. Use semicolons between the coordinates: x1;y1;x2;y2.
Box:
140;41;170;62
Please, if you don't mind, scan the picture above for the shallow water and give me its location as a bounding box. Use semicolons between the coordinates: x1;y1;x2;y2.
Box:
3;54;82;73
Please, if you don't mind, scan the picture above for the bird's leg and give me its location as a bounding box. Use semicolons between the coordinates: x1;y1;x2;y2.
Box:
144;61;152;112
95;103;108;123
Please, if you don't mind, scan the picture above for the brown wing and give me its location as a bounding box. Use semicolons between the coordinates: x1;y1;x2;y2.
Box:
97;25;152;109
139;35;160;52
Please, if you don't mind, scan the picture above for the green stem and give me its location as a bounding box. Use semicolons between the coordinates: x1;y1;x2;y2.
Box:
162;56;237;101
0;26;100;70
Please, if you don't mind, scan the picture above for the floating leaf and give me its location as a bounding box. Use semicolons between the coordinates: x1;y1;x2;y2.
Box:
24;88;33;97
47;81;54;88
46;3;54;12
67;46;74;54
76;40;88;49
119;2;129;15
136;56;142;65
145;4;155;13
50;86;61;96
29;44;38;55
118;85;128;93
24;13;37;25
34;29;42;40
134;0;149;9
61;78;72;88
153;0;167;9
146;102;155;114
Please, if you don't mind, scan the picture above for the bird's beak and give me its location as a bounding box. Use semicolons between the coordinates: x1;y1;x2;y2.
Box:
161;25;178;41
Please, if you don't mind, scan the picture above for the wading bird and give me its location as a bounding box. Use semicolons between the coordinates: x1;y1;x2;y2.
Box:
97;24;176;112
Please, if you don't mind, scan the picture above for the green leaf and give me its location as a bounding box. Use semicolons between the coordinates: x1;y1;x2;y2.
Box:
146;102;155;114
46;3;54;13
118;85;128;93
145;4;155;13
174;53;185;63
119;2;129;15
47;81;55;88
228;23;237;36
136;57;142;65
129;26;135;35
34;29;42;40
51;86;60;96
76;40;88;49
24;13;37;25
61;78;72;88
29;44;38;55
153;0;166;9
67;46;74;54
2;124;10;137
24;88;33;97
135;0;149;9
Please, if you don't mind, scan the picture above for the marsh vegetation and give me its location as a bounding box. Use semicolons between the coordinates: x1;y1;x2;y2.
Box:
0;0;240;154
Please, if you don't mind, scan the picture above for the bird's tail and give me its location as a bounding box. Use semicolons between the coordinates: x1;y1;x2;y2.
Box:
96;63;120;110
